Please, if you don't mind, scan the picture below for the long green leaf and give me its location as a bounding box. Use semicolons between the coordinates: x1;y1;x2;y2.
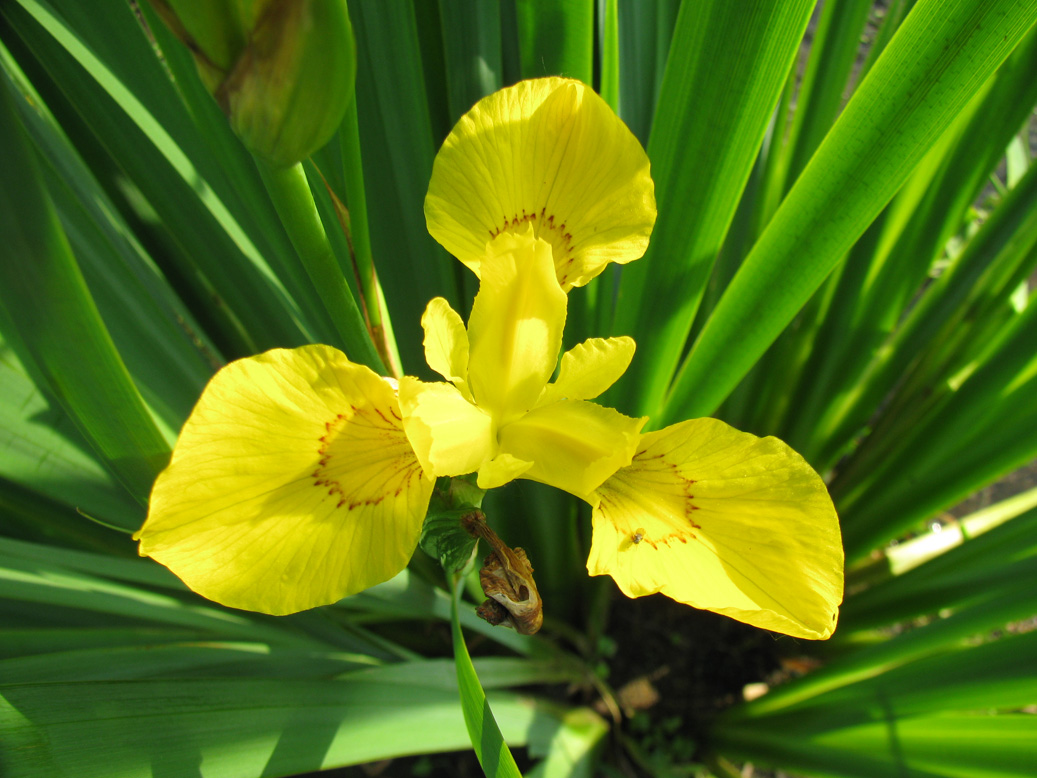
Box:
713;714;1037;778
663;0;1037;423
0;340;142;529
439;0;503;123
451;577;524;777
839;502;1037;633
612;0;816;418
7;58;219;430
728;580;1037;719
812;153;1037;470
0;673;576;778
784;27;1037;461
0;74;168;506
515;0;593;83
2;0;316;355
136;0;341;348
256;161;384;371
835;300;1037;561
350;0;459;373
615;0;679;146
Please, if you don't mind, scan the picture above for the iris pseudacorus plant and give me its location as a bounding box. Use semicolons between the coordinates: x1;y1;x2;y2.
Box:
136;78;844;640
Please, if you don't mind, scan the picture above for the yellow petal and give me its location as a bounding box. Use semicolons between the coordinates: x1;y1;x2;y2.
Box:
425;77;656;291
498;400;646;499
476;453;535;490
466;227;566;425
421;297;471;399
398;376;495;477
135;346;433;616
587;419;844;639
538;336;635;406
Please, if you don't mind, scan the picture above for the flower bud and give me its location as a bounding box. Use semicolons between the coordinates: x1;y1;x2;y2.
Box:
149;0;356;167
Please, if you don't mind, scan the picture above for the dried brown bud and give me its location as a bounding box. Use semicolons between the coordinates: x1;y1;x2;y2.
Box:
462;511;543;635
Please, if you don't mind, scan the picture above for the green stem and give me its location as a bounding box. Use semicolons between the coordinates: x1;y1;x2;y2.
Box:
450;573;524;778
256;160;385;372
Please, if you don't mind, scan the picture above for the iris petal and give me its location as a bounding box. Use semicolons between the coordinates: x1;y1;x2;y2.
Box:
421;296;471;399
587;418;844;639
499;400;646;499
477;453;535;490
398;377;496;477
425;77;656;291
538;336;635;406
135;346;433;615
466;228;566;425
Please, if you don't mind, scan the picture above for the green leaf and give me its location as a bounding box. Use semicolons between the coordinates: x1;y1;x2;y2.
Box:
0;670;583;778
784;26;1037;462
839;500;1037;633
420;510;479;574
835;299;1037;562
6;59;220;430
451;576;524;778
729;580;1037;720
515;0;594;83
612;0;816;418
663;0;1037;423
439;0;503;123
0;341;142;530
3;0;316;354
350;0;459;372
812;148;1037;470
255;160;384;371
0;73;169;506
615;0;679;146
137;0;342;347
713;714;1037;778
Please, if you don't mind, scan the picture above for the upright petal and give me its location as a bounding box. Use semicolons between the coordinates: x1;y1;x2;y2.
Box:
425;77;656;291
587;419;844;640
399;376;496;477
538;336;635;406
466;228;566;425
421;296;471;398
135;346;433;615
499;400;646;499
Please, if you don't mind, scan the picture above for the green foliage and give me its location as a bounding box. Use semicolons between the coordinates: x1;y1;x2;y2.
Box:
1;0;1036;776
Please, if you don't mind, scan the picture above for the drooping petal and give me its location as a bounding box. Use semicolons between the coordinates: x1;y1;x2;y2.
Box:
538;336;635;406
587;419;844;640
135;346;433;616
398;376;496;477
466;228;566;425
425;77;656;291
477;452;535;490
421;296;471;398
498;400;646;499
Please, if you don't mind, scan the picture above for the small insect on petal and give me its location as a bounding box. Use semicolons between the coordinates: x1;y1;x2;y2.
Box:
632;528;645;544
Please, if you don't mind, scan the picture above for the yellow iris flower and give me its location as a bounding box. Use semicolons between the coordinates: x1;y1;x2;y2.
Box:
135;77;843;639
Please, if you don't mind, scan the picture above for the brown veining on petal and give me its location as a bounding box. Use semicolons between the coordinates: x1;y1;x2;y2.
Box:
597;447;702;550
311;400;424;512
488;208;577;285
